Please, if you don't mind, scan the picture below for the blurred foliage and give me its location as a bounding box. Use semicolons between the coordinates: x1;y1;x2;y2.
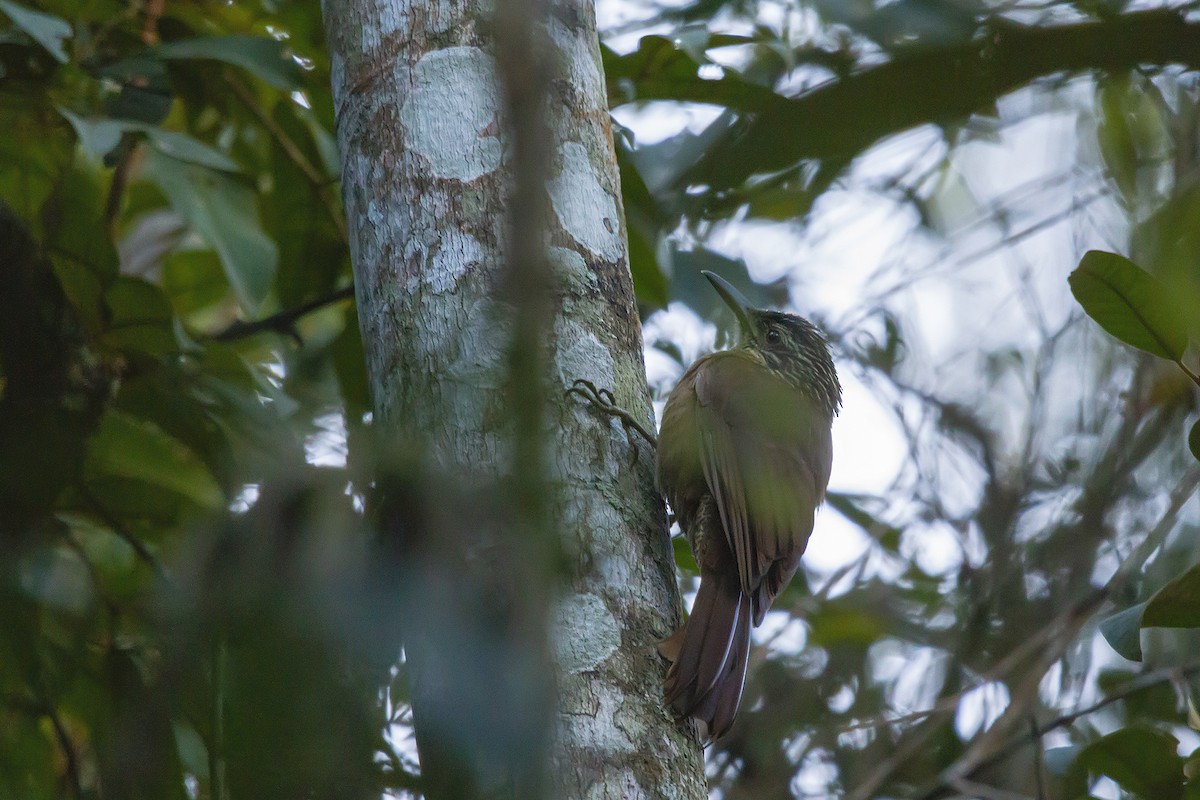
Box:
0;1;399;798
5;0;1200;798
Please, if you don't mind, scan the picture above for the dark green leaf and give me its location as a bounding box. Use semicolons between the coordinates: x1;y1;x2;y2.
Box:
162;249;231;318
1189;419;1200;463
1068;250;1189;361
0;0;70;63
98;55;172;124
155;35;304;91
330;311;370;422
85;410;223;509
263;100;345;307
1074;727;1185;800
1143;563;1200;629
0;100;74;223
96;648;187;800
104;277;177;356
42;160;118;331
615;137;668;309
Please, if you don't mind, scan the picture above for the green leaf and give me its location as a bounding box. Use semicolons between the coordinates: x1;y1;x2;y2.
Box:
57;108;123;160
59;109;241;172
1100;602;1148;661
615;137;668;310
85;410;223;509
1097;75;1168;204
147;129;240;172
155;35;304;90
808;603;886;647
146;149;276;313
0;0;70;63
104;277;177;356
1074;727;1185;800
1143;563;1200;629
0;99;74;222
1189;419;1200;463
162;249;231;318
263;101;345;307
672;535;699;577
1068;250;1189;361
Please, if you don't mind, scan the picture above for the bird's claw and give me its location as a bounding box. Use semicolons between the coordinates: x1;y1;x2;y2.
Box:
565;378;658;451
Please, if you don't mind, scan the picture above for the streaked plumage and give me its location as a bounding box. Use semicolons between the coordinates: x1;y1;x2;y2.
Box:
656;273;840;740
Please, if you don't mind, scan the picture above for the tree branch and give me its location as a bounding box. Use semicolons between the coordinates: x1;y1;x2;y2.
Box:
682;9;1200;191
914;467;1200;799
210;285;355;343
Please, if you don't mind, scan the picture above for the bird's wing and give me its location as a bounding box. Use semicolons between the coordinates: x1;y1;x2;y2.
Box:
693;352;832;611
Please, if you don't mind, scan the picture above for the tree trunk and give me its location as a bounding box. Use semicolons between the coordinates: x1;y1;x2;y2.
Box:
321;1;707;797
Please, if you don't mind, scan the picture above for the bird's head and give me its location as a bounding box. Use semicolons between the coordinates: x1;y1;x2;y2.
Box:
704;270;842;417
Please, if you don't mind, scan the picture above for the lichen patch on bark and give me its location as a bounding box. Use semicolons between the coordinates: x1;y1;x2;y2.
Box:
553;592;621;673
548;142;622;262
399;46;503;181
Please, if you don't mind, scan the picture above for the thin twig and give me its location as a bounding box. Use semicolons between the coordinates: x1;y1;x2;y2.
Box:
1175;358;1200;388
224;70;347;242
210;285;355;343
849;467;1200;800
916;468;1200;798
82;491;171;582
44;700;82;798
210;638;228;800
1030;717;1046;800
103;135;139;236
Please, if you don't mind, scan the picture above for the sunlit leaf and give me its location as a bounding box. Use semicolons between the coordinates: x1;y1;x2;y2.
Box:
85;410;223;509
1068;250;1189;361
0;0;70;62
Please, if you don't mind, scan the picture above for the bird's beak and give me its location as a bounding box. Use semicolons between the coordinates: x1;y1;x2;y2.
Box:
703;271;756;336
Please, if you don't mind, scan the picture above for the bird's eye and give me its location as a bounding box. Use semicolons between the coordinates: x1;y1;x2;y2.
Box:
766;328;781;344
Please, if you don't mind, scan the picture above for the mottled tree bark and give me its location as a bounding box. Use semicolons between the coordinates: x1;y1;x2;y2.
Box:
321;1;706;798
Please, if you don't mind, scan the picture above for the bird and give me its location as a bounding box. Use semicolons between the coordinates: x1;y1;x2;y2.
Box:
655;271;841;740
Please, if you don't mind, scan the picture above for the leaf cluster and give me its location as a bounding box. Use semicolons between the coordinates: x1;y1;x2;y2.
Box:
0;2;408;798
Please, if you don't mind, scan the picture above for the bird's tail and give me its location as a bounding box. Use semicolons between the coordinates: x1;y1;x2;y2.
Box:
659;566;752;740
